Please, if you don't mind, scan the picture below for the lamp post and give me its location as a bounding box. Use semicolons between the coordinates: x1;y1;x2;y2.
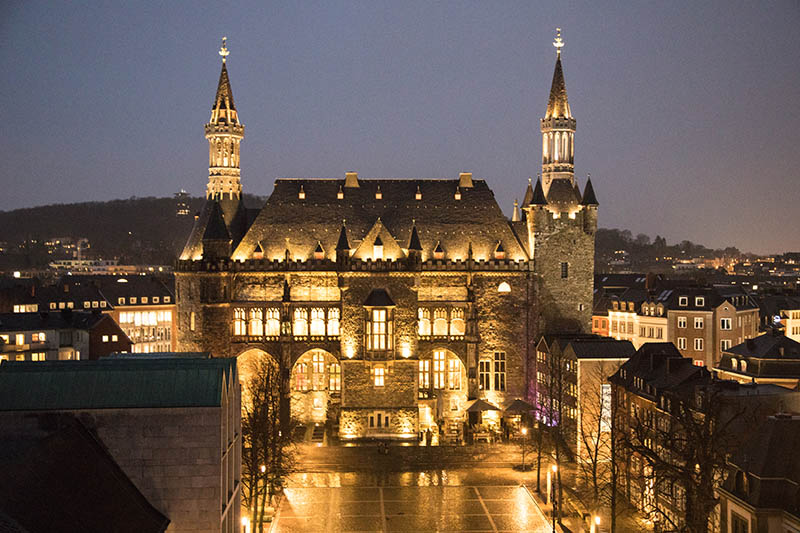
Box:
551;464;558;532
590;515;601;533
521;427;528;470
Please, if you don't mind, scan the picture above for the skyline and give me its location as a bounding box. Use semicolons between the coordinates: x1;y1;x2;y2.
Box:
1;2;799;254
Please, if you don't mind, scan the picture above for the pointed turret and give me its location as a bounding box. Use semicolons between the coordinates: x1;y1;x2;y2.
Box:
540;28;577;198
201;201;232;259
522;177;534;208
512;199;521;222
531;177;547;205
407;221;422;252
205;37;245;228
336;221;350;252
581;176;598;206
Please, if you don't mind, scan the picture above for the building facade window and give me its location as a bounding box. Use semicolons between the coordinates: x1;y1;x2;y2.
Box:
479;359;491;390
678;296;688;306
721;339;732;351
265;308;281;336
695;297;705;307
327;308;340;336
310;308;326;336
419;360;430;393
233;308;246;335
418;308;431;336
433;350;446;389
450;308;465;336
694;338;704;351
720;318;732;330
494;351;506;391
248;308;264;336
329;363;341;392
373;366;385;387
294;363;309;391
694;317;704;329
32;352;46;361
433;308;448;336
311;352;325;390
448;358;461;390
366;309;391;351
677;337;687;350
293;308;309;337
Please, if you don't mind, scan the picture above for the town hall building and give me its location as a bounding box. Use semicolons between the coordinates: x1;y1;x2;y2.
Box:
176;33;598;441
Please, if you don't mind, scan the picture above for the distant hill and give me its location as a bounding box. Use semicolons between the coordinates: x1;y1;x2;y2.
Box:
0;195;265;267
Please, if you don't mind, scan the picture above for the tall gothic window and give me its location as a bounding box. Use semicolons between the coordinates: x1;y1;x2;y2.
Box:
366;309;391;351
433;308;448;336
294;362;309;391
248;308;264;336
265;308;281;336
233;308;246;336
293;308;308;337
329;362;341;392
418;308;431;336
494;351;506;391
311;352;325;390
450;308;465;336
310;308;326;336
433;350;446;389
448;357;461;390
479;359;491;390
418;359;430;394
327;308;340;336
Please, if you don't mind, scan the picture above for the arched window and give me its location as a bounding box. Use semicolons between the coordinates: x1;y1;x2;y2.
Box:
293;308;308;337
310;308;326;336
265;308;281;336
233;308;246;336
311;352;325;390
248;308;264;336
329;362;341;392
450;308;465;336
497;282;511;293
327;308;340;337
731;358;738;371
418;308;431;336
740;360;747;373
294;362;309;391
433;350;446;389
448;357;462;390
433;308;448;336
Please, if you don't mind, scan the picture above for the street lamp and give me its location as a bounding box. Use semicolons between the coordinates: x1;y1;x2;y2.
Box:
520;427;528;471
590;515;601;533
551;464;558;533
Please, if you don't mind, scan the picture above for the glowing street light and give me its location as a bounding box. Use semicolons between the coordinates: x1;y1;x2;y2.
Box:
551;464;559;533
520;427;529;471
590;515;601;533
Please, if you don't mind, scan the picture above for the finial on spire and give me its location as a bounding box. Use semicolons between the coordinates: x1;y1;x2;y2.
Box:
219;37;230;63
553;28;564;55
528;176;532;185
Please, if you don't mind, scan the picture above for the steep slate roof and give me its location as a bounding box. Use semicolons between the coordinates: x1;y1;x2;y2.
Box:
728;333;800;359
568;338;636;360
180;201;214;260
364;288;395;307
581;177;598;205
212;62;237;119
203;201;232;241
0;358;236;411
531;177;547;205
0;418;169;533
611;342;710;398
233;178;528;262
545;55;572;119
545;178;580;210
0;311;104;333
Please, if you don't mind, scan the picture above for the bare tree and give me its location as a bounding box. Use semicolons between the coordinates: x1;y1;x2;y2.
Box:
576;363;613;505
241;357;297;532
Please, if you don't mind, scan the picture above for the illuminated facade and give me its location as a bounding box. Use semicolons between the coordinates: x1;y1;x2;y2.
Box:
177;35;598;440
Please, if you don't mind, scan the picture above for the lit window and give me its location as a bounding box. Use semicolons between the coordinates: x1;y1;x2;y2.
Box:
100;301;106;308
233;308;246;336
141;297;148;304
373;236;384;260
329;363;341;392
310;308;326;336
479;360;491;390
433;308;448;336
497;282;511;293
190;311;196;331
312;352;325;390
450;308;465;336
130;297;137;304
731;358;738;370
494;242;505;260
50;302;56;310
248;308;264;336
111;335;118;342
102;335;109;342
293;308;309;337
295;362;309;391
32;352;46;362
740;360;747;372
265;308;281;336
164;296;170;303
84;301;90;309
448;357;461;390
418;308;431;336
15;334;24;345
32;332;45;342
366;309;391;351
153;297;159;304
327;308;340;336
419;359;430;392
373;366;385;387
433;350;445;389
494;351;506;391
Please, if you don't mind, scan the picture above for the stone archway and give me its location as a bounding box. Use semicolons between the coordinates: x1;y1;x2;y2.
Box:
236;348;278;411
289;349;341;424
418;348;468;438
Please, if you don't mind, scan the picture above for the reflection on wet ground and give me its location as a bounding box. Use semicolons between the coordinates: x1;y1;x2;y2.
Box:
272;469;551;532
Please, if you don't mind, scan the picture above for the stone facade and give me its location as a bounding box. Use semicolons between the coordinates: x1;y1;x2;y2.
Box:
176;38;597;440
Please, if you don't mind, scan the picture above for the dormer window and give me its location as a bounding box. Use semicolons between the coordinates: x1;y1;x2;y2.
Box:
433;242;444;260
695;297;705;307
373;236;384;260
337;186;344;200
298;185;305;200
679;296;688;307
253;242;264;260
415;185;422;200
314;242;325;260
494;242;505;260
375;186;382;200
364;289;395;352
731;358;738;370
454;187;461;200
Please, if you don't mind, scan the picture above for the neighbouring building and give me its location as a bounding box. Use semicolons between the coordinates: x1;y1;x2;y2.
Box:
0;357;240;533
0;310;130;361
715;331;800;389
718;414;800;533
176;34;599;440
754;294;800;342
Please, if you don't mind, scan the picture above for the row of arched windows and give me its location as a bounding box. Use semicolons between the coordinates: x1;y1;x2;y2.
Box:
232;307;341;338
418;307;466;337
293;308;340;337
294;352;342;392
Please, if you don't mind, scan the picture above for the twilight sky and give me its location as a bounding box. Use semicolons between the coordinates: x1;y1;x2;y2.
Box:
1;2;798;254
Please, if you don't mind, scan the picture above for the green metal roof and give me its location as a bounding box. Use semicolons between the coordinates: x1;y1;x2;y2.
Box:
0;358;236;411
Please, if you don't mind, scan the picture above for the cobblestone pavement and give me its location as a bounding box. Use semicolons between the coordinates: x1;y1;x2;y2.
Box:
271;467;552;533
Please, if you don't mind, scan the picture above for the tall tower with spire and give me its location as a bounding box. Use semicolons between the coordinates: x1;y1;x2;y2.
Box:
206;37;245;226
540;28;576;197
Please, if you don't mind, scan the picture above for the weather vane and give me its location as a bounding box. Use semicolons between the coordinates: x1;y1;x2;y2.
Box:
219;36;230;63
553;28;564;55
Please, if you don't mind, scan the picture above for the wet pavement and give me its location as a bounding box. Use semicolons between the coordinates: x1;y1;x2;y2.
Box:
271;469;553;532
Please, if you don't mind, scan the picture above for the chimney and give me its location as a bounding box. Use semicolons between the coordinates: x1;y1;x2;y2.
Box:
646;272;657;291
344;171;359;188
458;172;473;188
779;346;785;357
